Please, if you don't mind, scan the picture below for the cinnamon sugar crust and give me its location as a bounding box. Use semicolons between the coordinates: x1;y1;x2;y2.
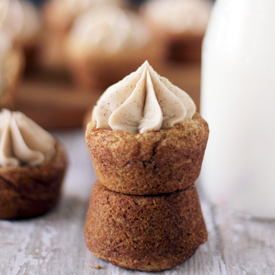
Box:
84;181;208;272
85;112;209;195
0;141;67;220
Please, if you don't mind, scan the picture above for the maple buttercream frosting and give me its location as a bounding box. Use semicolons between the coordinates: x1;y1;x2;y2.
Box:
92;61;196;134
0;109;56;167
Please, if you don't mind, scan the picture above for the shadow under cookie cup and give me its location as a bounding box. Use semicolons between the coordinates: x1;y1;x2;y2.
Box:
0;141;67;220
84;181;208;272
85;112;209;195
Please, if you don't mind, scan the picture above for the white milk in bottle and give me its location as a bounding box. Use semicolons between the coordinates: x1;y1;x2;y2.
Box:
200;0;275;218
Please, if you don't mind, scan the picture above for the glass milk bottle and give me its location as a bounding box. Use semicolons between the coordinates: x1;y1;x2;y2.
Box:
200;0;275;218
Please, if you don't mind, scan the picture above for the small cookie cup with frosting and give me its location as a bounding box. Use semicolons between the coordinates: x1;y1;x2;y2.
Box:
65;5;164;91
41;0;125;71
86;61;209;195
0;110;67;220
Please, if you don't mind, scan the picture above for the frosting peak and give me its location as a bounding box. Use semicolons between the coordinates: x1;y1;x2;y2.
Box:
0;109;56;167
92;61;196;134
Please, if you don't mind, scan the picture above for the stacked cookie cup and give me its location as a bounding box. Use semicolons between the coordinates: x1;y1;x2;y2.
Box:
85;113;209;271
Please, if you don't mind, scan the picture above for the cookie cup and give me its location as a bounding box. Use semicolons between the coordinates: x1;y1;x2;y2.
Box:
84;181;207;272
86;112;209;195
0;141;67;220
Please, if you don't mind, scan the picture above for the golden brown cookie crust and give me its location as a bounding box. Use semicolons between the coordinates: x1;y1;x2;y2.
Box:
0;141;67;220
84;181;207;272
86;112;209;195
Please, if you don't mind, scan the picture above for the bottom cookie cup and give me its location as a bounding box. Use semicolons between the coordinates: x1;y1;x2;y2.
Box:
0;142;67;220
84;182;207;272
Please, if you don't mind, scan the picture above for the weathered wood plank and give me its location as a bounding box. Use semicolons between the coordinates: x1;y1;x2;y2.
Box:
214;206;275;275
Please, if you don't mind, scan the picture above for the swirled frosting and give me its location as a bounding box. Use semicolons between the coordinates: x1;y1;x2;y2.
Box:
142;0;212;35
0;109;56;167
92;61;196;134
69;5;150;53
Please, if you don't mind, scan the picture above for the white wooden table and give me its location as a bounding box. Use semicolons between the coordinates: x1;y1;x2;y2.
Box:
1;129;275;275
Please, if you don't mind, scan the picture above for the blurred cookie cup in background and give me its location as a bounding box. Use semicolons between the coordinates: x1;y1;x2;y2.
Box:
1;0;41;71
0;31;24;109
65;4;165;92
141;0;212;63
41;0;124;72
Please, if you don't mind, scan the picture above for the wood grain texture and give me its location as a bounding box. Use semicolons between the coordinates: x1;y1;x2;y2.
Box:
1;129;275;275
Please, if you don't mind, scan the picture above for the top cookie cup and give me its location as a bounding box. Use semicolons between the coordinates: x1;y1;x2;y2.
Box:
86;112;209;195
